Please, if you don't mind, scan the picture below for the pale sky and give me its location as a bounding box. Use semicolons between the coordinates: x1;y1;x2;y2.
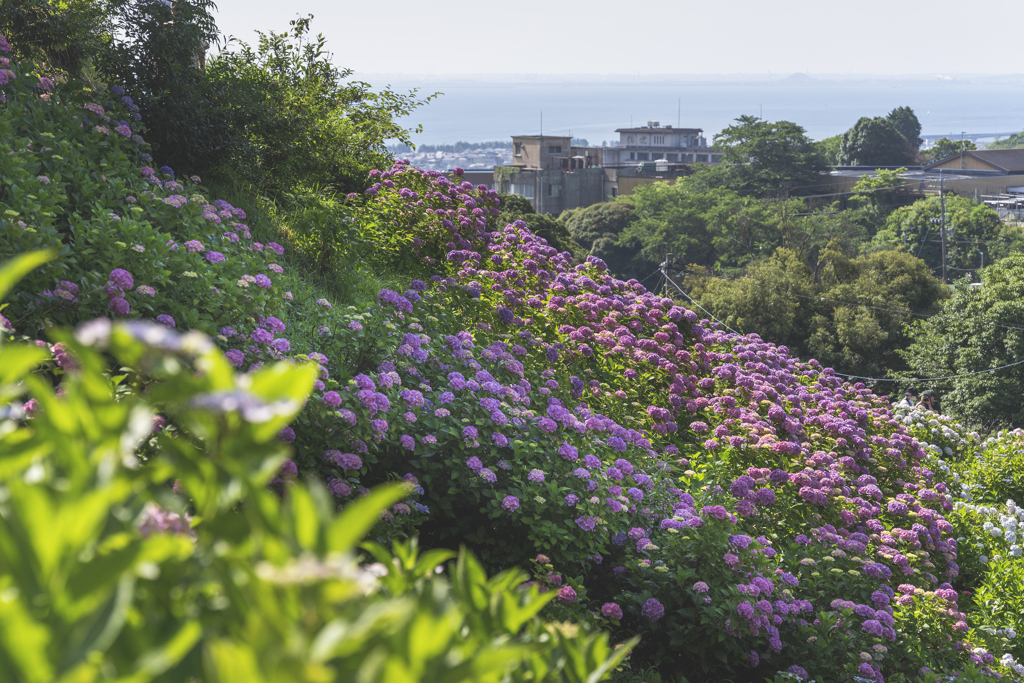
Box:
211;0;1024;76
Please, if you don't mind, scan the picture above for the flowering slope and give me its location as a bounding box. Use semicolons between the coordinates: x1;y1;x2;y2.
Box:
0;37;1005;681
275;163;990;681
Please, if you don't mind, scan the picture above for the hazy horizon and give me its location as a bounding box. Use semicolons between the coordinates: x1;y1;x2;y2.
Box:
212;0;1024;76
354;72;1024;84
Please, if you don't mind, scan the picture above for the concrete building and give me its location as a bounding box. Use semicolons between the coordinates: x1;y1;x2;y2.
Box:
495;134;607;213
494;120;718;214
601;121;722;166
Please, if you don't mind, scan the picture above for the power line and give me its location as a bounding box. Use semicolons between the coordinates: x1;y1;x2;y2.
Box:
688;276;1024;332
660;267;739;335
661;264;1024;385
834;356;1024;384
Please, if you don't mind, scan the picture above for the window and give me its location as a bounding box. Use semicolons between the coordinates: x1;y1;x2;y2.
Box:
696;154;708;163
514;143;522;156
637;152;649;161
667;153;678;161
653;135;664;145
548;145;562;153
611;187;618;197
512;183;534;198
547;184;562;197
629;152;636;160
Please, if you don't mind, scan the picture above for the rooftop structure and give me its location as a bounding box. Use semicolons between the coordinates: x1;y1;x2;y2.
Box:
603;120;719;167
924;149;1024;176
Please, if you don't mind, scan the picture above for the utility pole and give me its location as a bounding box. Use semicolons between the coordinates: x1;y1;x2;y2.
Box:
939;170;948;284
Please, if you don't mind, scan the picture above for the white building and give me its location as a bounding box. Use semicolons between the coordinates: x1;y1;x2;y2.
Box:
601;121;722;166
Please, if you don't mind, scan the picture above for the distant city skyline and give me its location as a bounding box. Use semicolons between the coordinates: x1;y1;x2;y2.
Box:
212;0;1023;76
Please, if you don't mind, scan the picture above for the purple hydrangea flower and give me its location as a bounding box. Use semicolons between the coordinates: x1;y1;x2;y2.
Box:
109;268;134;290
109;297;130;317
601;602;623;619
501;495;520;512
641;598;665;621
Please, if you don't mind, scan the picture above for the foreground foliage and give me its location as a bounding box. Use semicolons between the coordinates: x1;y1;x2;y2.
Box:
0;251;633;683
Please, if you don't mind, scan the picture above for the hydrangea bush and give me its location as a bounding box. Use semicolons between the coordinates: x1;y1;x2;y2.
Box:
0;251;635;683
281;165;1007;681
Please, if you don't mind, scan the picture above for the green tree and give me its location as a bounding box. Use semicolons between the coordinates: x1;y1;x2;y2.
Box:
807;248;948;377
986;131;1024;150
887;106;923;153
707;115;828;197
873;194;1001;276
847;167;912;235
837;116;916;166
96;0;226;176
205;16;429;193
788;209;868;269
562;202;638;278
0;0;108;79
698;245;947;377
923;137;977;164
697;248;814;349
902;255;1024;430
616;181;788;280
817;134;843;166
563;202;636;250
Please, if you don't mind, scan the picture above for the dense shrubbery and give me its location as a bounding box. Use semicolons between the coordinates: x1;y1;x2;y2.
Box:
6;31;1024;683
697;246;948;378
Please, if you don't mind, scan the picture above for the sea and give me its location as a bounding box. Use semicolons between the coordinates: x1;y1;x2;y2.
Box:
368;76;1024;146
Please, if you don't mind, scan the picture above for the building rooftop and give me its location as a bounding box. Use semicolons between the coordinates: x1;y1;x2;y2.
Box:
615;126;702;134
924;148;1024;174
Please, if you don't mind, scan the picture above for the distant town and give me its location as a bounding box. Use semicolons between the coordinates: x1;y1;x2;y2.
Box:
390;132;1013;173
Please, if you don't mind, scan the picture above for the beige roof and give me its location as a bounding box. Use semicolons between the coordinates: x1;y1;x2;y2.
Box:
616;127;702;134
924;148;1024;174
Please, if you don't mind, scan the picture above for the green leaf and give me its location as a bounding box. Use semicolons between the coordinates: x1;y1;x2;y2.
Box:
0;346;49;384
0;250;55;303
289;485;319;551
325;484;405;554
0;577;54;683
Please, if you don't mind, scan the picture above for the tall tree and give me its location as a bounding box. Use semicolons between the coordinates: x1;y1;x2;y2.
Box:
873;195;1001;274
923;137;977;164
698;246;947;378
563;202;639;278
816;134;843;166
837;117;916;166
887;106;923;153
902;255;1024;430
708;115;828;197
